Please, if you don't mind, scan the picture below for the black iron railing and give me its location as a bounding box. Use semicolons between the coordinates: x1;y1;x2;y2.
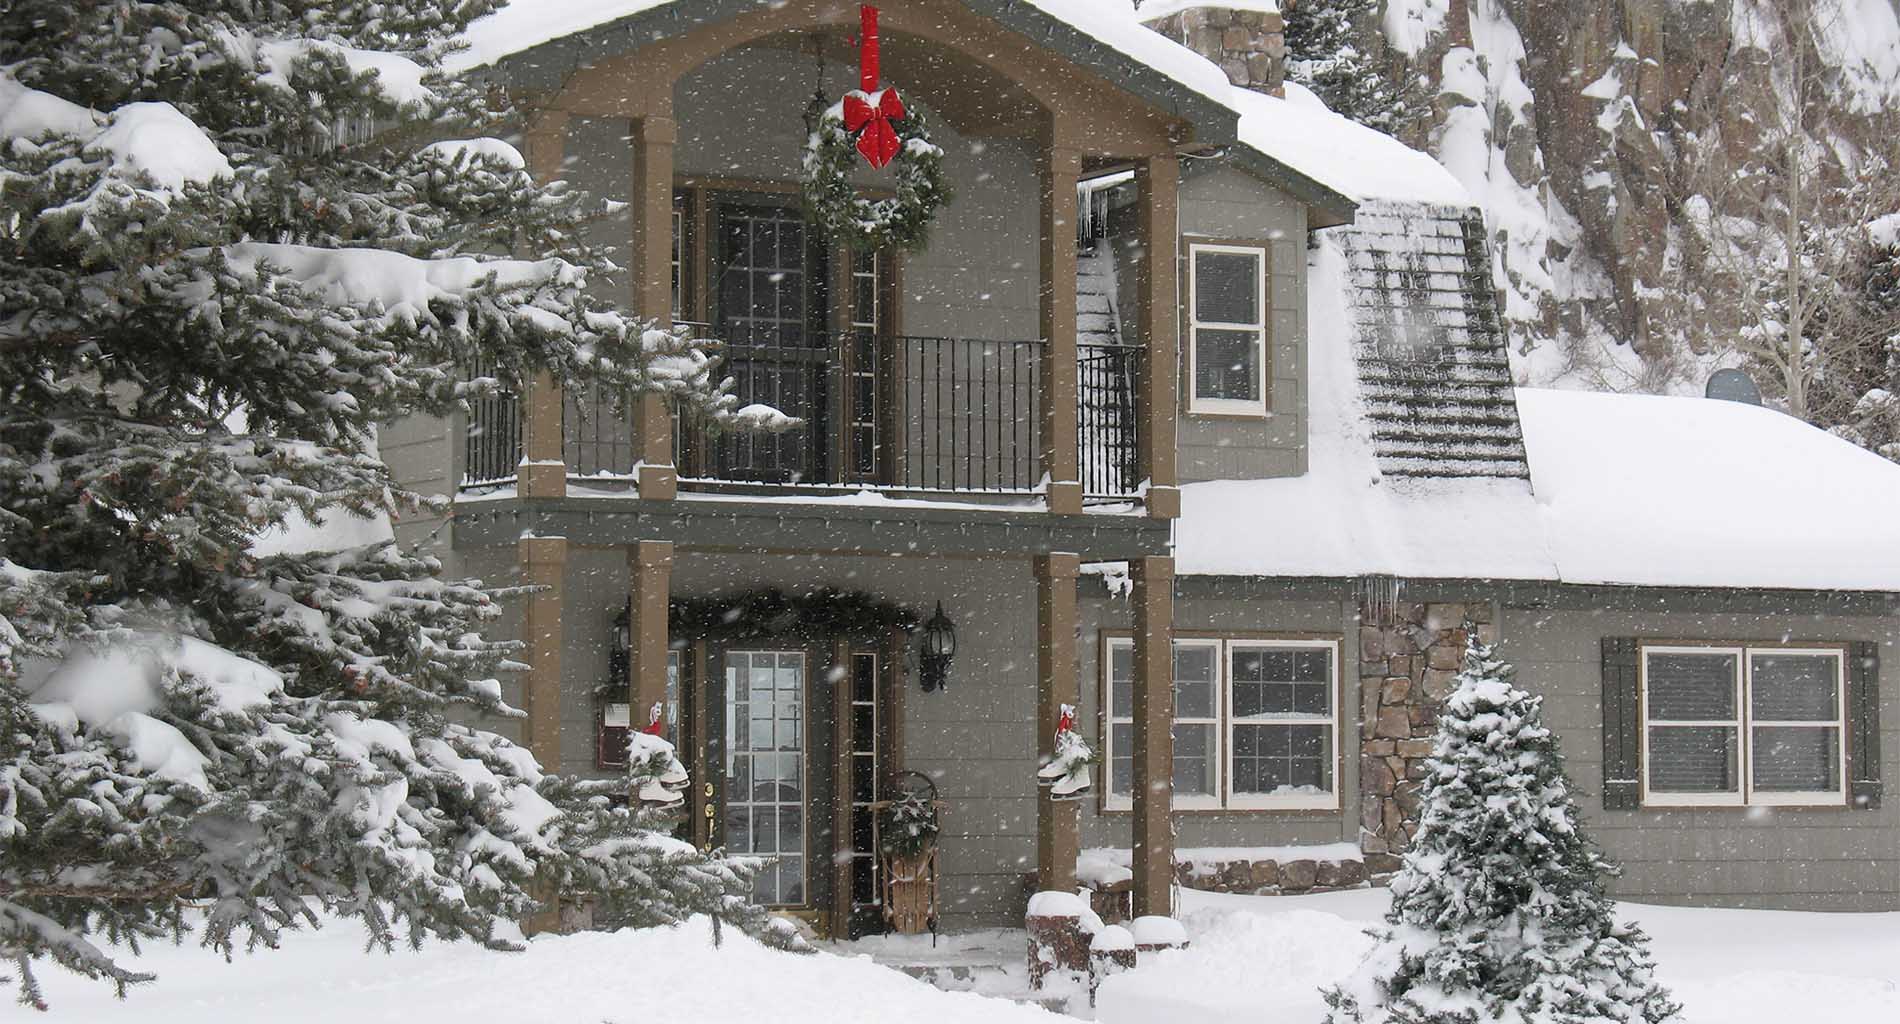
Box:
1078;341;1144;499
676;331;1046;493
463;332;1145;500
463;360;522;486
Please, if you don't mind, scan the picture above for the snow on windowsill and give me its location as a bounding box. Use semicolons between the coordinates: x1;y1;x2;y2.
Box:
1078;843;1364;888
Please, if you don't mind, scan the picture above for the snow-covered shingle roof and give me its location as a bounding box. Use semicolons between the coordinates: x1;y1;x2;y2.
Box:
449;2;1394;217
1176;230;1900;593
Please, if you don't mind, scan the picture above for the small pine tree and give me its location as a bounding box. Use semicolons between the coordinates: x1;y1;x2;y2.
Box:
1282;0;1413;135
1323;635;1679;1024
0;0;779;1009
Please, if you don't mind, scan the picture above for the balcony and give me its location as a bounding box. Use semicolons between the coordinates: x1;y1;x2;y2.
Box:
462;331;1144;503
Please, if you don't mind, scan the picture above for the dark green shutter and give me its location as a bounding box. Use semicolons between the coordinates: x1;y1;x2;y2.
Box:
1601;638;1641;810
1848;641;1882;810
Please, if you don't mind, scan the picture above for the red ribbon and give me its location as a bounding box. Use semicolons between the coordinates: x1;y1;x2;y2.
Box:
1057;706;1076;735
860;4;881;94
643;702;665;736
843;88;906;169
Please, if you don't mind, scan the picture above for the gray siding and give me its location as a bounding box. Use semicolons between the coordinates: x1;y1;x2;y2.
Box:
671;48;1040;345
1171;162;1309;483
380;412;456;556
1500;606;1900;911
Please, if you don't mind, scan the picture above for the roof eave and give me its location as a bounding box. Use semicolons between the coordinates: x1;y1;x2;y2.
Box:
1226;147;1358;228
464;0;1244;149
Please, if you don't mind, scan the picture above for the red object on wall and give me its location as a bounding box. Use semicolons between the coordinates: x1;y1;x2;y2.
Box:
844;89;907;169
860;4;881;93
848;5;905;169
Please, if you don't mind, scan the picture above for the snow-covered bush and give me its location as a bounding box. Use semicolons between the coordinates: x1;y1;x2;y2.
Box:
0;0;776;1010
1323;635;1678;1024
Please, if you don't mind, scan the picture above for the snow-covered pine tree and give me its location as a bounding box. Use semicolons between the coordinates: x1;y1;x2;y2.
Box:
0;1;784;1009
1282;0;1412;135
1323;635;1678;1024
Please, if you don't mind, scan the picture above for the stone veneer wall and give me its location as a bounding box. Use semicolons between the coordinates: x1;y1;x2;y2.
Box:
1140;4;1286;98
1357;601;1498;879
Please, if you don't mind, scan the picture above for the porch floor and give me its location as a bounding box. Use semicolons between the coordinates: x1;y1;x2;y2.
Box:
818;928;1079;1015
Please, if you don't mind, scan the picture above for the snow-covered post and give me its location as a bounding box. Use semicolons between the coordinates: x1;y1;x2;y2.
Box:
1026;890;1097;993
1323;635;1679;1024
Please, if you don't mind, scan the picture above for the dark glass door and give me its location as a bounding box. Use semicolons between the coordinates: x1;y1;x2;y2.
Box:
713;201;831;483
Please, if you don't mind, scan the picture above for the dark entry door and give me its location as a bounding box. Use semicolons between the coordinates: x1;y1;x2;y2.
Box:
714;200;831;483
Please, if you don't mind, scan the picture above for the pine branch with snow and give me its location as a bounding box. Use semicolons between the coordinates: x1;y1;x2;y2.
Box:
1282;0;1419;136
1323;634;1678;1024
0;0;776;1009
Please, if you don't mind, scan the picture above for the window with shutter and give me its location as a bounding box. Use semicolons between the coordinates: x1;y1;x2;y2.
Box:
1636;643;1849;808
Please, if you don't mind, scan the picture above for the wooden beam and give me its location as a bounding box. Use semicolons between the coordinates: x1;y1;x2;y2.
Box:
518;536;569;769
632;115;679;500
629;541;674;751
520;110;571;499
1136;154;1181;520
1036;553;1081;893
1130;555;1174;916
1040;134;1083;515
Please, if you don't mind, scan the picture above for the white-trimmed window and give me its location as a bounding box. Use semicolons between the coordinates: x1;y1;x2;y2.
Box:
1186;242;1269;416
1640;644;1846;807
1104;636;1339;811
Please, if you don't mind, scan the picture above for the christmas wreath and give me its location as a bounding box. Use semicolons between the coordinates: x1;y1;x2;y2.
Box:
801;89;950;253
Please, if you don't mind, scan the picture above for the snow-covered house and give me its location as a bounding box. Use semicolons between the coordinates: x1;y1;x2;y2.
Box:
386;0;1899;937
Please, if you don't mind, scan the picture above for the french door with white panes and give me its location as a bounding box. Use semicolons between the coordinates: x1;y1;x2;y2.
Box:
724;650;807;907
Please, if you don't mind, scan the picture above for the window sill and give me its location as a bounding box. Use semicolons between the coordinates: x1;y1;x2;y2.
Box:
1639;797;1851;811
1098;798;1341;815
1184;405;1273;421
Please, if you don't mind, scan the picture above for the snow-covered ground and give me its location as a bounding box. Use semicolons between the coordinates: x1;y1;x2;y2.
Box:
38;890;1900;1022
1096;889;1900;1024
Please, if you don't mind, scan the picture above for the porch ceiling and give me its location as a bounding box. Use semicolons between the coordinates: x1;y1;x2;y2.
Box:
735;31;1042;139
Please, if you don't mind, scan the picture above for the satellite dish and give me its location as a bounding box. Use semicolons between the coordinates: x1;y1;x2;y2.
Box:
1706;369;1763;407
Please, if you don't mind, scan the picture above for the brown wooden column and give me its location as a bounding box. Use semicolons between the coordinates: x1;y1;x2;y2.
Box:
1130;555;1175;916
1039;136;1083;515
1136;154;1181;520
519;536;569;769
1036;553;1082;893
629;541;673;743
520;111;571;499
632;114;679;501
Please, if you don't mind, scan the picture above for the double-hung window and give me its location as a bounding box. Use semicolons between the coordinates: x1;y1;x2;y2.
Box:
1640;644;1847;807
1186;242;1269;416
1104;636;1339;811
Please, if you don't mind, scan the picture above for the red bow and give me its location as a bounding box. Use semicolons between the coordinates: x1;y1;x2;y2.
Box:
643;702;665;736
843;88;906;169
1057;707;1076;735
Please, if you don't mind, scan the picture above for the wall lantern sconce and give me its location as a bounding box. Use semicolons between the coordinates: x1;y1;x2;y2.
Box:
919;601;957;692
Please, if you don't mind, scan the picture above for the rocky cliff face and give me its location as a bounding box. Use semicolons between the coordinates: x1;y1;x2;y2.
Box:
1379;0;1900;391
1160;1;1900;395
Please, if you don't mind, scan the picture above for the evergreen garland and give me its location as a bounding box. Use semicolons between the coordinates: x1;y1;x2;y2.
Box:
879;782;941;861
669;588;919;644
801;92;950;253
1323;634;1679;1024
